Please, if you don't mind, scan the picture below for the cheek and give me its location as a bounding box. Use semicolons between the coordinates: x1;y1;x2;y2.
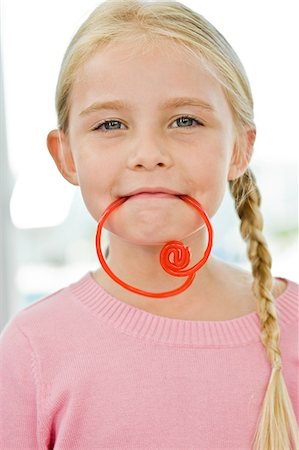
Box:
187;145;231;186
75;162;112;221
186;147;232;216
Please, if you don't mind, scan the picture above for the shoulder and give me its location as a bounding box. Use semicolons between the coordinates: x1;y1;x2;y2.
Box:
211;258;298;320
272;277;290;299
273;277;298;323
1;273;90;342
217;257;296;301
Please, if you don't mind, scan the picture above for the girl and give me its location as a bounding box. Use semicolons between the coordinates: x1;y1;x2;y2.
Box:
0;1;298;449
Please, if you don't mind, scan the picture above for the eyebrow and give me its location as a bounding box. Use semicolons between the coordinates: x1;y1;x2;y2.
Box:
79;97;214;116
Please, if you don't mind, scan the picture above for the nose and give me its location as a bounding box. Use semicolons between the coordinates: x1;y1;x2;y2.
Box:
126;131;174;171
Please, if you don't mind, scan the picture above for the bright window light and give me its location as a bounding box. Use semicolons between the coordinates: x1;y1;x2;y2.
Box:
10;156;76;229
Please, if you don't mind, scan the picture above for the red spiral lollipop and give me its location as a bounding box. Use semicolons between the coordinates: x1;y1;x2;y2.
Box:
95;194;213;298
160;240;191;276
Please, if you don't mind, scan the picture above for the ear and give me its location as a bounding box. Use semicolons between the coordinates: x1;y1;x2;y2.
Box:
227;128;256;180
47;129;79;186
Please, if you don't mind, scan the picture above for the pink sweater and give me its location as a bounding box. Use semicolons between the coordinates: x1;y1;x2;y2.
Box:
0;272;298;449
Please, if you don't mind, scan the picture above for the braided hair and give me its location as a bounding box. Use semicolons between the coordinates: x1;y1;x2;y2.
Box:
230;169;298;449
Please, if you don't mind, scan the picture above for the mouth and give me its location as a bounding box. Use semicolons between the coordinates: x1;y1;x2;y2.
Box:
122;187;183;200
128;193;180;200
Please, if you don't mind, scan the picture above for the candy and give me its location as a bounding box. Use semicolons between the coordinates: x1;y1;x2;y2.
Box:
95;195;213;298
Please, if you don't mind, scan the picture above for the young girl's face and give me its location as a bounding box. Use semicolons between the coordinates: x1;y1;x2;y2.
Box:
51;38;250;245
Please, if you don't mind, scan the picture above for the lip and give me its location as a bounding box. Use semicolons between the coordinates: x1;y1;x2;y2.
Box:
122;187;183;198
127;192;179;200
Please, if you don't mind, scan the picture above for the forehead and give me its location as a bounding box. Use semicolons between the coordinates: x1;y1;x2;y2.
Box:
69;37;230;117
76;36;219;82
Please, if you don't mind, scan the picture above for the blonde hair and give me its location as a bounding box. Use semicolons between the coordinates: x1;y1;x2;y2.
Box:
55;1;298;448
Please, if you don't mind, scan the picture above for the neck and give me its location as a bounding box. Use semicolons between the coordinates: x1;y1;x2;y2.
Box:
108;228;209;290
93;229;223;311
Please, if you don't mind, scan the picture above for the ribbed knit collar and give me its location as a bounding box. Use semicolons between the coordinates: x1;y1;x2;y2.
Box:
70;272;298;348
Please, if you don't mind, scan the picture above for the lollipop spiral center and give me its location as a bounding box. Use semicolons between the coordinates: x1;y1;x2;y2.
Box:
160;241;191;277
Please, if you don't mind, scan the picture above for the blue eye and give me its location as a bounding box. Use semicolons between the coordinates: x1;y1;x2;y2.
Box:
172;116;203;128
93;120;125;132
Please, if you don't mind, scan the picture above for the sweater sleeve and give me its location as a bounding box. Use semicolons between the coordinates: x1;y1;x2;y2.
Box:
0;318;41;449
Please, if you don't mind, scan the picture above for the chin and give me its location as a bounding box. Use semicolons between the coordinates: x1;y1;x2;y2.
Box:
115;231;178;246
105;206;205;244
111;223;202;247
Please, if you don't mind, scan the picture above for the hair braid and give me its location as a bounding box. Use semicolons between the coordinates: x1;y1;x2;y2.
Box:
229;168;299;450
